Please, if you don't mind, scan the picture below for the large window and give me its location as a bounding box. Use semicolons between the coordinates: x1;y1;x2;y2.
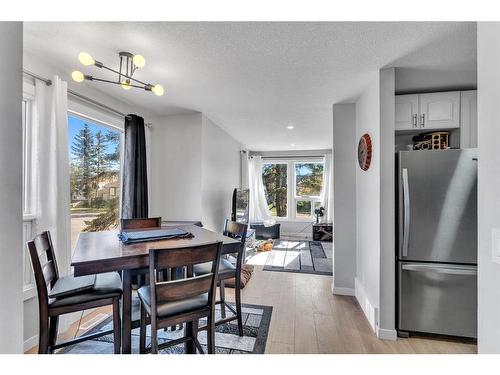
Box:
68;114;122;250
294;162;324;219
262;159;324;220
262;162;288;218
22;98;35;217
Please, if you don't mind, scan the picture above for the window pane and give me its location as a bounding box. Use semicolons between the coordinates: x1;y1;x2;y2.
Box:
262;163;288;218
68;115;121;252
295;162;324;197
296;200;312;218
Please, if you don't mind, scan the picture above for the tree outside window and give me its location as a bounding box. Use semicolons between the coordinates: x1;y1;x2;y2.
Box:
68;115;121;249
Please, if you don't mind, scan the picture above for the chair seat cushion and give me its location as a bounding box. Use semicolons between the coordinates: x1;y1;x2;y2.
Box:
192;258;236;278
50;272;122;308
137;286;208;318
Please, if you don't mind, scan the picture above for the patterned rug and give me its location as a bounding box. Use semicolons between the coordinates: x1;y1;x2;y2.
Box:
263;240;333;276
57;303;272;354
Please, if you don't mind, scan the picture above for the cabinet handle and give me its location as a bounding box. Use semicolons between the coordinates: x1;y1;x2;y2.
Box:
412;114;417;128
420;113;425;128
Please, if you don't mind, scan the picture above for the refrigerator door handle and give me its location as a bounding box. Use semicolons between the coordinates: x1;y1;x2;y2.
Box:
402;168;410;257
402;264;477;276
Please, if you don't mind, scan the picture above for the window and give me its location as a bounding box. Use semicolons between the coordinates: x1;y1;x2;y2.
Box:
68;114;122;250
262;158;325;220
262;162;288;218
294;162;324;219
22;96;35;218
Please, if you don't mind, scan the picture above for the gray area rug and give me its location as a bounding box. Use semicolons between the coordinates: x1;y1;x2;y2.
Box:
57;303;272;354
263;240;333;276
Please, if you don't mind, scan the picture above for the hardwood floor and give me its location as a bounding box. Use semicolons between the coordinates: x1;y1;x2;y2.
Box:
25;252;477;354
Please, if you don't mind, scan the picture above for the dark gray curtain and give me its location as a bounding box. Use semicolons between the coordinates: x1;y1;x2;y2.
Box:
121;114;148;219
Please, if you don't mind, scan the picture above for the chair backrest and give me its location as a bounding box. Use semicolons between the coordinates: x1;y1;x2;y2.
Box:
223;220;248;264
26;231;60;305
148;241;222;321
121;217;162;230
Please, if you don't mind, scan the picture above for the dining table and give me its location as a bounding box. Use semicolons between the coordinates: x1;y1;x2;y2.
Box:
71;224;241;354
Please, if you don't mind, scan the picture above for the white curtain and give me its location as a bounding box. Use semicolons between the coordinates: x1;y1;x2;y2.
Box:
35;76;71;276
248;155;275;225
320;153;334;223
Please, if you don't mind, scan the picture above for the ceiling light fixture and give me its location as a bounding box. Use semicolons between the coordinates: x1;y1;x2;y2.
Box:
287;125;295;129
290;143;296;147
72;51;164;96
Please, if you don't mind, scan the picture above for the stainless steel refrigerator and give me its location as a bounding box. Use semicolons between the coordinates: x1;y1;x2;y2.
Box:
397;149;477;338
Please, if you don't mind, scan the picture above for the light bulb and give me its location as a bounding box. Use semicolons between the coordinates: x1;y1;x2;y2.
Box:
78;52;95;66
152;84;164;96
72;71;85;83
121;80;132;90
133;54;146;68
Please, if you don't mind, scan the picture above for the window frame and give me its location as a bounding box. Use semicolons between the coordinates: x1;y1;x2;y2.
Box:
292;160;324;220
261;157;325;222
22;82;36;219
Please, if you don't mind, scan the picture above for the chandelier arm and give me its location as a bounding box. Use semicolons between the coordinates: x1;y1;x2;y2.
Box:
89;76;148;89
99;64;150;86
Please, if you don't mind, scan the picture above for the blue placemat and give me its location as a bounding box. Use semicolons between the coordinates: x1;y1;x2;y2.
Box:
118;228;193;244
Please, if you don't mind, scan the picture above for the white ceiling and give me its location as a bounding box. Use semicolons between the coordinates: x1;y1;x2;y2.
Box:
23;22;477;151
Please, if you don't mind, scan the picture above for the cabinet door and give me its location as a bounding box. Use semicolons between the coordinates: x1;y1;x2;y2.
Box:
395;94;419;131
419;91;460;129
460;90;477;148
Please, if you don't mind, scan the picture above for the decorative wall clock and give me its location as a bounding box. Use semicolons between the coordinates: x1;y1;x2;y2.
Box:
358;133;372;171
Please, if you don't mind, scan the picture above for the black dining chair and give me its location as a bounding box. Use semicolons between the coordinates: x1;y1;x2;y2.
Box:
138;241;223;354
27;231;122;354
193;220;248;336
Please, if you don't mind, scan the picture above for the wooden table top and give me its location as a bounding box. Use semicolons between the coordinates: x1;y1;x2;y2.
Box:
71;224;240;276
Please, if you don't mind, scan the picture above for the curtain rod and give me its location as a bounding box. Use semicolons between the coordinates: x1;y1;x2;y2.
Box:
23;69;152;127
259;155;326;160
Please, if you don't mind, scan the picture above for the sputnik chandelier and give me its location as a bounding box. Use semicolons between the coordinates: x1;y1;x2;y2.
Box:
72;52;164;96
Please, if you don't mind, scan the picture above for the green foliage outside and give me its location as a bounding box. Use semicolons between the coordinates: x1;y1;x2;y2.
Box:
262;163;288;217
262;162;324;218
70;122;121;231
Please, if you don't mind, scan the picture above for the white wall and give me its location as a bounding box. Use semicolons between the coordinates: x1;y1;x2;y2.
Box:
150;113;203;222
354;73;381;331
201;115;242;232
0;22;23;353
150;113;242;232
477;22;500;354
332;103;357;295
378;68;396;339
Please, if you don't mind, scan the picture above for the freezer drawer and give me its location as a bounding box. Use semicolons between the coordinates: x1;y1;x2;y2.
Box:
398;262;477;338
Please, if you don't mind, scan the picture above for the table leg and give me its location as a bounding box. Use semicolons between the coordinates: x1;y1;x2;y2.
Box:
121;269;132;354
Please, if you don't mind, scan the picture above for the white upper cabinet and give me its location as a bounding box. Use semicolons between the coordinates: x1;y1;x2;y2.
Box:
460;90;478;148
418;91;460;130
395;94;419;131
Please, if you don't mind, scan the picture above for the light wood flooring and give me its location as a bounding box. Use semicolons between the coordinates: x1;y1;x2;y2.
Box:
26;253;477;354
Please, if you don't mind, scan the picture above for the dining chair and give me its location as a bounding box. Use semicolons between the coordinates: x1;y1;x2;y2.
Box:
121;217;162;230
138;241;223;354
121;217;162;287
27;231;122;354
193;220;248;336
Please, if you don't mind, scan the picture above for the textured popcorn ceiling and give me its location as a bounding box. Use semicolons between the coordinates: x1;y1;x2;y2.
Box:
24;22;476;150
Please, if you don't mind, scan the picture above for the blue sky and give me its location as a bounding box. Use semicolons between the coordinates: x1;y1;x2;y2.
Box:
68;115;120;159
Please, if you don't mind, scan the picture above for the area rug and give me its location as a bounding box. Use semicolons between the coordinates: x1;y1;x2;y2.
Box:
262;240;333;276
57;303;272;354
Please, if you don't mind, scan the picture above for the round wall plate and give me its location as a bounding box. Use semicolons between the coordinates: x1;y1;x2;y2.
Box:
358;133;372;171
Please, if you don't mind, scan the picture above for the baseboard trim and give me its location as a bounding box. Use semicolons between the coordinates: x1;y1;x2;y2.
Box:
376;327;398;341
354;277;378;333
24;334;38;352
331;283;355;296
